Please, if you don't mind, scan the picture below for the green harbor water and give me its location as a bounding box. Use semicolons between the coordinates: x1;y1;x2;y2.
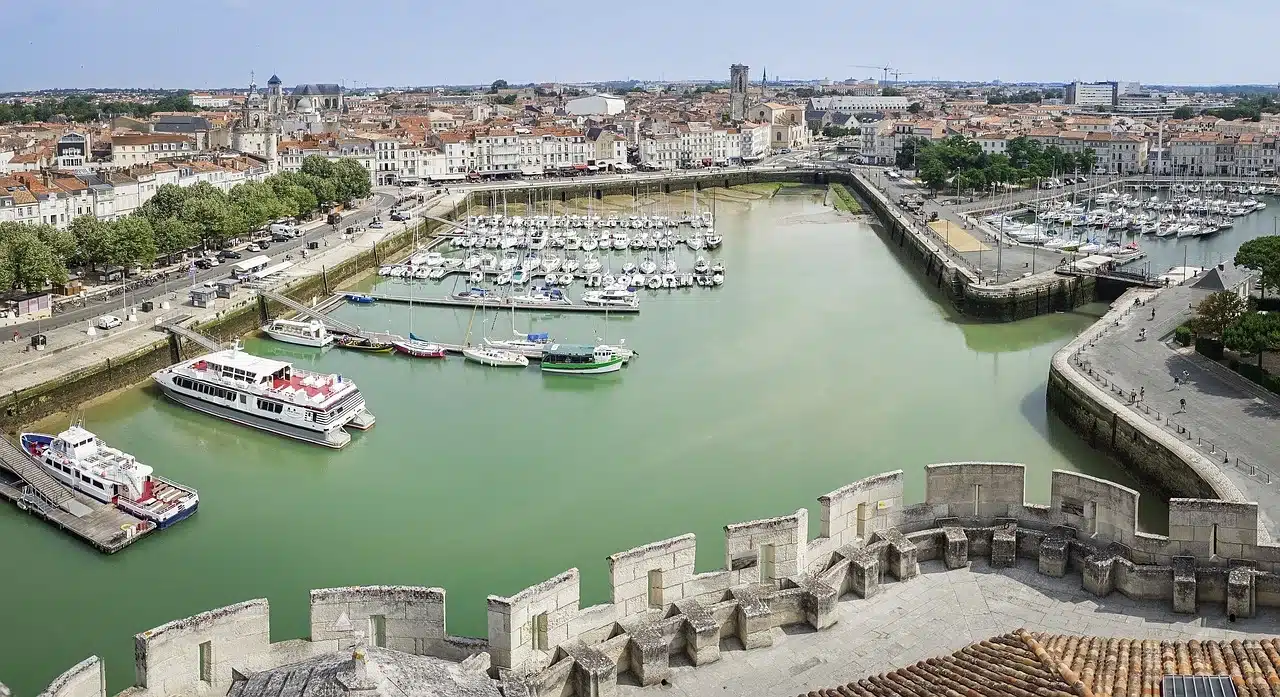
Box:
1;189;1164;695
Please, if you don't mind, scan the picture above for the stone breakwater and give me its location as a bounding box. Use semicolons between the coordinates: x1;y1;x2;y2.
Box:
18;462;1280;697
1046;287;1249;514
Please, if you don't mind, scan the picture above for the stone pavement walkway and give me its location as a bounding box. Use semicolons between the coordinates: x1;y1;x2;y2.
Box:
1073;284;1280;535
617;560;1278;697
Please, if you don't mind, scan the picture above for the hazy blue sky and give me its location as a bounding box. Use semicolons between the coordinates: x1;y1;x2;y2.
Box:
4;0;1276;91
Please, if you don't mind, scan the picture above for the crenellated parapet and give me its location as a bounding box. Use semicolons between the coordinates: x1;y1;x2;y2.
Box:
24;462;1280;697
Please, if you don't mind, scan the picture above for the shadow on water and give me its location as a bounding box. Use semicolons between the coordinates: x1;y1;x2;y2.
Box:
1018;385;1169;533
540;371;626;392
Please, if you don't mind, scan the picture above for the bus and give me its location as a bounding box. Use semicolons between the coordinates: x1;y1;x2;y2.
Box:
230;255;271;279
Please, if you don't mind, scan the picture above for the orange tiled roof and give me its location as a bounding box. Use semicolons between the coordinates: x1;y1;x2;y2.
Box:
801;630;1280;697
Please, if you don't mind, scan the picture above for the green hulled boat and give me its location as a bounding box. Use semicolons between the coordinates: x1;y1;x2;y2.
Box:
539;344;624;375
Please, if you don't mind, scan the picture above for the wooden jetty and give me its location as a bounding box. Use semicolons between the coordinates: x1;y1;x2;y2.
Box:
360;292;640;314
0;439;152;554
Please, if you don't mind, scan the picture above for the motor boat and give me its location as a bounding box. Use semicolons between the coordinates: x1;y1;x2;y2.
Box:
693;257;710;274
639;259;657;275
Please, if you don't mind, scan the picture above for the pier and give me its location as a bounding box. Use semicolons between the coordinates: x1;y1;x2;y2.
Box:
358;291;640;314
0;437;152;554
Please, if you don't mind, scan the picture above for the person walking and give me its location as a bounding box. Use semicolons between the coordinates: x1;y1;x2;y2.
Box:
1139;386;1145;401
1179;398;1186;413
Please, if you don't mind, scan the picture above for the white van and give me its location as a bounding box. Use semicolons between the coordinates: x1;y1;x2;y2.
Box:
270;223;301;238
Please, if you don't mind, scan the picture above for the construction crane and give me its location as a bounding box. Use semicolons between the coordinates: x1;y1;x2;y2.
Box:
889;70;912;83
852;64;901;84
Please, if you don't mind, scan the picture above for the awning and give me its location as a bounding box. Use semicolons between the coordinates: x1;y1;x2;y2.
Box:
573;164;588;170
614;163;635;171
521;167;543;176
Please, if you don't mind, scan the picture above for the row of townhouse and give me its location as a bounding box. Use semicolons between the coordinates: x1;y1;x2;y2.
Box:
1024;129;1149;174
637;121;772;169
0;157;270;228
1160;132;1279;177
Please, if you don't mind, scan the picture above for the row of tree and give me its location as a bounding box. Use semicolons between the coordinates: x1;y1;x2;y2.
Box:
0;92;196;125
0;156;371;292
985;89;1062;105
1188;236;1280;372
904;135;1099;193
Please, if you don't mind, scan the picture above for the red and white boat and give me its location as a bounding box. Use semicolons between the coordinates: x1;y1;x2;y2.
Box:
393;333;447;359
151;342;375;448
20;426;198;528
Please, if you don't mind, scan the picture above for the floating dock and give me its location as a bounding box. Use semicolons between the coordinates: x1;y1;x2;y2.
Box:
360;292;640;314
0;439;152;554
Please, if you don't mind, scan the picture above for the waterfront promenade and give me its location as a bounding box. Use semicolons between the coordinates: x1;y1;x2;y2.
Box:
0;192;465;397
1070;280;1280;534
615;559;1277;697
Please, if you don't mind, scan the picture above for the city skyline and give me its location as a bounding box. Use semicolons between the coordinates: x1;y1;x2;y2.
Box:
4;0;1279;92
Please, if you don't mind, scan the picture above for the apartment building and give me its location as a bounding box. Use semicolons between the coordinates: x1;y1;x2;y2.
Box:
1234;134;1278;176
111;133;197;166
1170;133;1220;176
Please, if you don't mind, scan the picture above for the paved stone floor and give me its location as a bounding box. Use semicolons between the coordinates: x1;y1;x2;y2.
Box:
1075;284;1280;535
617;560;1280;697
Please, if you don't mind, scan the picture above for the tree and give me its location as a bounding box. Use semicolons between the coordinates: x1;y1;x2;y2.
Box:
32;223;77;265
152;217;198;262
1222;311;1280;369
1172;106;1195;120
0;223;68;291
69;216;113;269
1235;235;1280;299
907;102;923;114
110;216;157;268
896;136;928;170
230;180;289;230
918;157;950;191
1079;148;1098;174
1190;291;1247;339
881;87;903;97
299;155;335;180
331;158;372;203
140;183;190;222
489;79;509;93
180;194;242;248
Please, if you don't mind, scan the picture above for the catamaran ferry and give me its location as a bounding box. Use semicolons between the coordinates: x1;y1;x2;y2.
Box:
20;426;199;528
151;343;375;448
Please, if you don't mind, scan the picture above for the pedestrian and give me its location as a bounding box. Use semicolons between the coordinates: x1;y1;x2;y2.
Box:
1150;307;1156;320
1180;398;1186;412
1139;386;1145;401
1174;376;1180;387
1130;390;1136;404
1182;370;1190;383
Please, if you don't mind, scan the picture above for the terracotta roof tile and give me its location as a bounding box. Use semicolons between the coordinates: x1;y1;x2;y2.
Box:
799;632;1280;697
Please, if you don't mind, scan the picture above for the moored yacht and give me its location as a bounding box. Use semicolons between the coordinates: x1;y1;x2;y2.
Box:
20;425;199;528
151;343;375;448
262;318;333;348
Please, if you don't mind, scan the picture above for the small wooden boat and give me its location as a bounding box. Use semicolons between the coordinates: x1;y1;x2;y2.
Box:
336;335;394;352
393;333;447;358
344;293;376;304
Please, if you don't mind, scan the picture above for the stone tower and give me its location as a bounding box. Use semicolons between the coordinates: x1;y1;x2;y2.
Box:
730;64;749;121
266;74;283;115
232;79;276;162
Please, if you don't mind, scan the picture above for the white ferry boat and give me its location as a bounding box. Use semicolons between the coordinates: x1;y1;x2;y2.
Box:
262;318;333;348
20;426;198;528
151;343;375;448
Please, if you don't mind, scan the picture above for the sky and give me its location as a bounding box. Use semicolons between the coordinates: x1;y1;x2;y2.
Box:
4;0;1278;92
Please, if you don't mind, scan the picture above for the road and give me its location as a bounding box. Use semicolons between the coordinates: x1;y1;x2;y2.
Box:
11;191;399;338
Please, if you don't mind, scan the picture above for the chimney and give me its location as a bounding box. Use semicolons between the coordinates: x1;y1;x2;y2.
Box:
1218;263;1225;271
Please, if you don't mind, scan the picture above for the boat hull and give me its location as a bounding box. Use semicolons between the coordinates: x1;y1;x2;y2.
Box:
540;357;624;375
336;338;395;353
393;341;446;358
155;383;357;448
262;327;333;348
462;348;528;367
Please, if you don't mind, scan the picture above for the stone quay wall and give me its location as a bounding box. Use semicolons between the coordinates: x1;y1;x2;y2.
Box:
0;202;464;432
1046;288;1242;508
24;461;1280;697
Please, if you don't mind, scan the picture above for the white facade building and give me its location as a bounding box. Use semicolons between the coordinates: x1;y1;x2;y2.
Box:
564;94;626;116
809;96;910;113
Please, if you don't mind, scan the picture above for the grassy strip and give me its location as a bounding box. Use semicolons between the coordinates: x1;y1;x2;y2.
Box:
829;183;864;214
733;182;783;197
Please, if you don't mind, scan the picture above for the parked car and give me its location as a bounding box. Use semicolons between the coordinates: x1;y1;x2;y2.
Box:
193;258;213;270
271;232;292;242
390;212;410;222
95;315;122;330
246;243;261;253
218;249;242;260
369;220;385;229
257;240;270;250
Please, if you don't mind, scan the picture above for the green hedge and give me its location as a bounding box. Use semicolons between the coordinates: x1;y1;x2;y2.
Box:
829;183;865;214
1174;325;1193;346
1235;362;1280;395
1194;337;1224;360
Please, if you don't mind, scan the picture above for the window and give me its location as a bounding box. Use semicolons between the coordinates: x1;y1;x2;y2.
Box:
198;641;212;683
530;612;549;651
647;570;663;608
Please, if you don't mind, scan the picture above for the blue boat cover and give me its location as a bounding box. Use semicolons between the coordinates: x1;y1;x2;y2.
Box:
527;332;549;342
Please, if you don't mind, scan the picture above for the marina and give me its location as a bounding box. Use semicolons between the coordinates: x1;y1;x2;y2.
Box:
355;290;642;313
0;187;1183;694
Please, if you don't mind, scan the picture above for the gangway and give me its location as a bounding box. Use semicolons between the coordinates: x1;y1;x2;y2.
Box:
159;317;225;353
258;290;362;336
0;436;77;512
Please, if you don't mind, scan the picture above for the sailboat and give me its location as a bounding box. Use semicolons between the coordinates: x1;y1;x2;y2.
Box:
485;305;554;358
392;262;447;358
461;296;528;367
594;307;635;364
